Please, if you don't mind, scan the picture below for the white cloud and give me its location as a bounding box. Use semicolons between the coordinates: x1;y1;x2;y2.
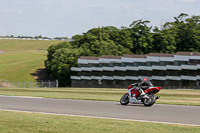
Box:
0;8;23;14
43;0;52;5
177;0;197;2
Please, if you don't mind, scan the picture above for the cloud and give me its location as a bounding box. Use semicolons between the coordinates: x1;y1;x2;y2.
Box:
0;8;23;14
177;0;197;2
43;0;51;5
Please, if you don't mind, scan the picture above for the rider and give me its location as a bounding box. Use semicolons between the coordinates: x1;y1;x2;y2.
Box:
132;78;153;96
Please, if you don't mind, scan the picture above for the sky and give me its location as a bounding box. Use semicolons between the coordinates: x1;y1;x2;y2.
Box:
0;0;200;38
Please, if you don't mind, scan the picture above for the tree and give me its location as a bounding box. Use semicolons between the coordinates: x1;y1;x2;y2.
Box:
129;19;153;54
71;34;84;48
71;26;132;56
163;13;200;52
152;26;176;53
46;41;72;62
45;46;81;86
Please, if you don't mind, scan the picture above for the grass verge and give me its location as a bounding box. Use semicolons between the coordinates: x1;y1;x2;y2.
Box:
0;88;200;106
0;110;199;133
0;39;64;82
0;50;47;81
0;39;62;51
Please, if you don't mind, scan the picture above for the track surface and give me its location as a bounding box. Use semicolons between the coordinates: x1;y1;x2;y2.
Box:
0;95;200;126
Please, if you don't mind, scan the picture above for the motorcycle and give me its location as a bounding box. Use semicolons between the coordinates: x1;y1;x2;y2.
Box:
120;83;161;107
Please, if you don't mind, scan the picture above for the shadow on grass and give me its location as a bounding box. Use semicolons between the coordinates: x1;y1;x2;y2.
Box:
30;68;49;81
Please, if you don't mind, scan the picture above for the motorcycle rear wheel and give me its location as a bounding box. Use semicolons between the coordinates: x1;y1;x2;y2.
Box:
143;93;156;107
120;94;129;105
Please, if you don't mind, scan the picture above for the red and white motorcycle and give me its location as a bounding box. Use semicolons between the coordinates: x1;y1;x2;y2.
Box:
120;83;161;107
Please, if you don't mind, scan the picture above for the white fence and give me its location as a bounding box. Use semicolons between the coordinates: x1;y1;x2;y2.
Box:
0;80;58;88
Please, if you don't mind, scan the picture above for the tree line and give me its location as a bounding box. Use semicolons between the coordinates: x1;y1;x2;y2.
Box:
0;35;68;40
45;13;200;86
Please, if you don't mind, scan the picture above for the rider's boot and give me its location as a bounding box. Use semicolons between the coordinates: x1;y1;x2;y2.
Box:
140;89;146;96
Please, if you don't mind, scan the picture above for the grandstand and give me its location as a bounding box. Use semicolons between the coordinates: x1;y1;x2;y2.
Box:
71;52;200;89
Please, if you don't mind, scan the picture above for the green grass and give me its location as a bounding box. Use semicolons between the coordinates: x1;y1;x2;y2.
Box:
0;88;123;101
0;110;199;133
0;88;200;106
0;50;46;81
0;39;63;82
157;89;200;106
0;39;62;51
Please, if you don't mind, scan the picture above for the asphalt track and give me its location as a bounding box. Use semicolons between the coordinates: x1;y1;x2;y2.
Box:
0;95;200;126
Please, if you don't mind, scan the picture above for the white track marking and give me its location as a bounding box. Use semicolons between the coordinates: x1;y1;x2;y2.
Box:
0;95;43;99
1;109;199;127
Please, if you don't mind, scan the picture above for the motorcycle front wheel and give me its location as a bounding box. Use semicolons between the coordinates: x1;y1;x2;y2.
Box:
143;93;156;107
120;94;129;105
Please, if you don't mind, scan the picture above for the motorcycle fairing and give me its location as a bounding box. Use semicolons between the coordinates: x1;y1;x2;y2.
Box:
128;88;142;103
144;86;161;94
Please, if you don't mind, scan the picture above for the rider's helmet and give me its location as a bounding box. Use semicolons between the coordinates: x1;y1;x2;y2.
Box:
141;78;148;82
141;78;152;86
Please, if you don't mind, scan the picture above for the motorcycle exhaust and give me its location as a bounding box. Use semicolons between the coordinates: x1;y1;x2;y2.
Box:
156;96;160;100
